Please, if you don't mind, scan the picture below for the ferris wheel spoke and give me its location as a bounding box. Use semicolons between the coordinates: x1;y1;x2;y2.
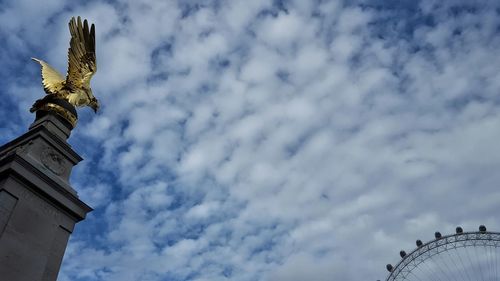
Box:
464;243;483;281
492;245;498;281
495;244;499;281
485;245;493;281
424;262;446;281
485;245;491;280
429;255;456;281
444;248;469;281
407;269;425;281
473;242;487;281
412;262;435;281
441;247;463;280
451;246;474;281
486;245;495;281
421;259;445;281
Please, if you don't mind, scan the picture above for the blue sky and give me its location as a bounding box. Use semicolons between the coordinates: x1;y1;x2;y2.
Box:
1;0;500;280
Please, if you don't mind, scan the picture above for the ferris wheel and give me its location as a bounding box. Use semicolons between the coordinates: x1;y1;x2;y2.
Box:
380;225;500;281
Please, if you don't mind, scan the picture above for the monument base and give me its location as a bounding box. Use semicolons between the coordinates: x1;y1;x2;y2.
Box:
0;112;92;281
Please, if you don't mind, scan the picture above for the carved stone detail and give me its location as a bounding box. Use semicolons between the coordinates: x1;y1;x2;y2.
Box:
16;141;33;155
41;147;66;176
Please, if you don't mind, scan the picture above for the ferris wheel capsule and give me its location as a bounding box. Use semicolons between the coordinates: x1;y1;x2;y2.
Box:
386;264;393;272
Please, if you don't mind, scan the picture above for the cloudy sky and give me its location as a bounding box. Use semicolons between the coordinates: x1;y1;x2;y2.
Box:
1;0;500;280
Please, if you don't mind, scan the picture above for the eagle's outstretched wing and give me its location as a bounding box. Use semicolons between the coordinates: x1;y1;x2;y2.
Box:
66;16;96;90
31;58;65;94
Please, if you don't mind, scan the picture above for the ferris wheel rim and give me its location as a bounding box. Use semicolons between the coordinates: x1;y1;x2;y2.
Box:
386;230;500;281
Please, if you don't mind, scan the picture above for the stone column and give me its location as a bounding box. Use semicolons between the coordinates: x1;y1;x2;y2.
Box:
0;111;92;281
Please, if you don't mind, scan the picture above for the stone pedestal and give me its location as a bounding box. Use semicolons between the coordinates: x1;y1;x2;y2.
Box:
0;112;92;281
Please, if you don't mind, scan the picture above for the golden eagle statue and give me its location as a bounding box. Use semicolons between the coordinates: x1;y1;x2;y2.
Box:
31;16;99;127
